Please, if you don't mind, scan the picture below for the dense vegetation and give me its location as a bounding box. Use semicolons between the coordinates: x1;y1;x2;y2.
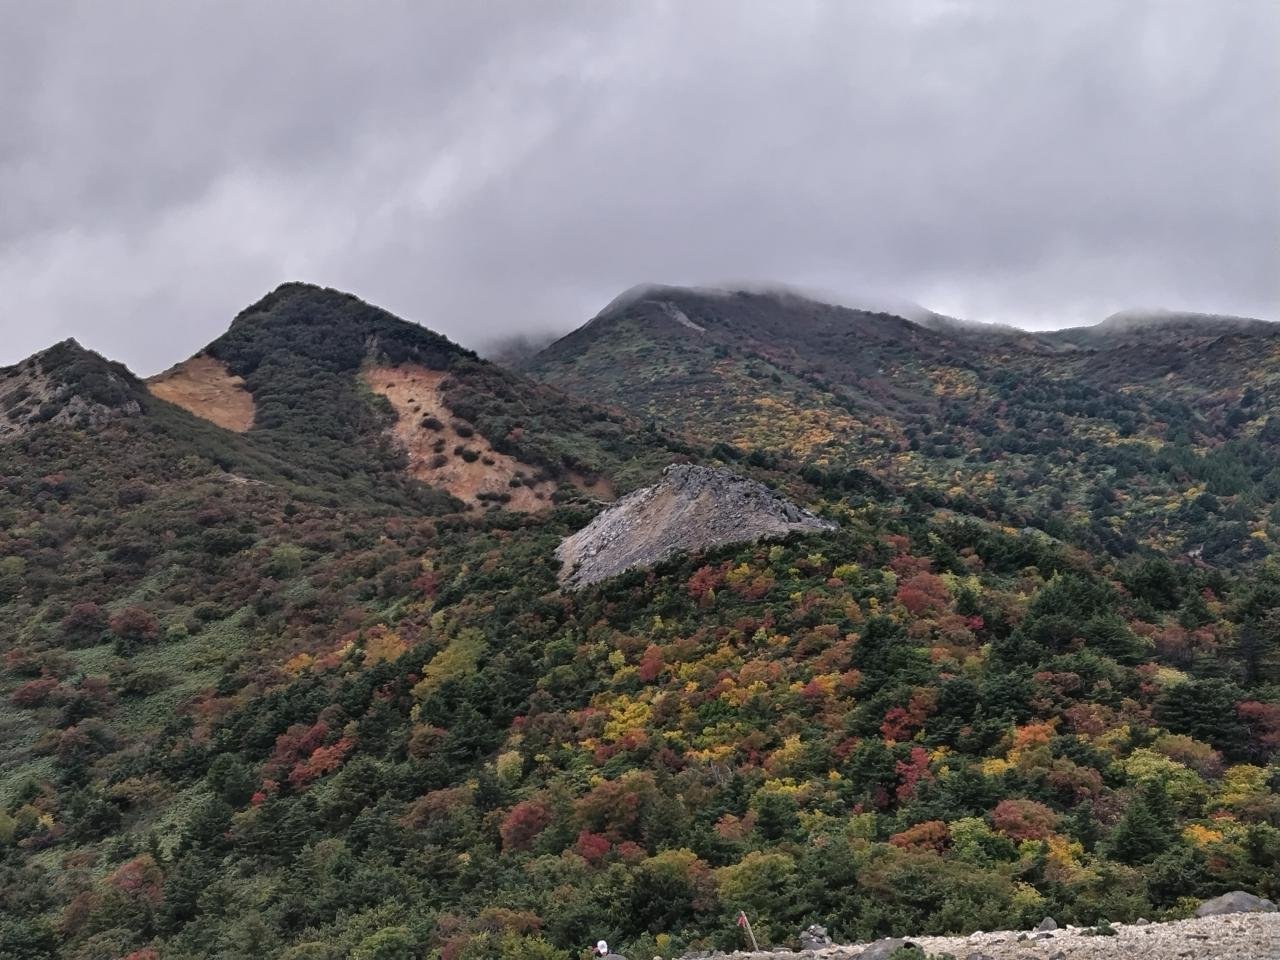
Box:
0;285;1276;960
210;284;672;498
527;287;1280;567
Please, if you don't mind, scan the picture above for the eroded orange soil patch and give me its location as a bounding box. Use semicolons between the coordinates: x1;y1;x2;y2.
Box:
147;355;255;432
362;365;557;512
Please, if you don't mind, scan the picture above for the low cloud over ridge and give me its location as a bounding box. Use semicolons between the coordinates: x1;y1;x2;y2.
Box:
1;1;1276;372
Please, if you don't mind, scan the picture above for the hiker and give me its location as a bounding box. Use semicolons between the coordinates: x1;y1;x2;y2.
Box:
592;939;626;959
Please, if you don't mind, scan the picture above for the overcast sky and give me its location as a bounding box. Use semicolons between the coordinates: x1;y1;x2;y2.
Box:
2;1;1277;374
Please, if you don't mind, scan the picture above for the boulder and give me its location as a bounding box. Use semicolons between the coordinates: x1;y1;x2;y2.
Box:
1035;917;1058;932
799;924;832;951
1194;891;1278;917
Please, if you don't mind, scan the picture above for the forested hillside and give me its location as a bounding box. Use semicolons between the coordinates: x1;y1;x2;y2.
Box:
526;287;1280;567
0;285;1276;960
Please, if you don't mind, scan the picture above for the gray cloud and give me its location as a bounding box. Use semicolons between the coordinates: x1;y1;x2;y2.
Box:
1;0;1276;373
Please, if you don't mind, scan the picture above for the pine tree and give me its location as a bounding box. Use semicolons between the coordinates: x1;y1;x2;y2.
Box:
1154;677;1248;758
1106;780;1176;865
1236;609;1280;686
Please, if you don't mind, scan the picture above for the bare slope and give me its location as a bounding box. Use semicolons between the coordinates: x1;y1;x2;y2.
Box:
363;364;556;511
556;463;833;587
146;354;255;431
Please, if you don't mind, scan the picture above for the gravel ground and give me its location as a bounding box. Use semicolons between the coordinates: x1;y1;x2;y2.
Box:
904;913;1280;959
691;914;1280;960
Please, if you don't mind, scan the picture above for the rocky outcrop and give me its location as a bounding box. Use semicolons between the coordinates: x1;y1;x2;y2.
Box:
1194;890;1277;916
556;464;834;588
1;339;143;440
797;926;832;952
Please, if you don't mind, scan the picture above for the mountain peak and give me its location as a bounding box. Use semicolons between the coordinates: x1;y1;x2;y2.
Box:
1098;307;1271;331
1047;307;1275;348
165;282;475;443
25;336;99;364
550;281;934;351
527;280;955;418
1;338;144;440
137;284;672;508
591;282;870;325
43;335;84;352
593;282;691;318
229;280;378;327
213;282;474;376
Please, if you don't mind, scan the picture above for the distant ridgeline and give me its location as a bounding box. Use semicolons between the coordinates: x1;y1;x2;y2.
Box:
527;286;1279;567
0;282;1275;960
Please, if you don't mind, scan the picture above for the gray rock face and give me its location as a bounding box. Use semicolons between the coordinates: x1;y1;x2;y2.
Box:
1194;890;1278;916
556;464;835;588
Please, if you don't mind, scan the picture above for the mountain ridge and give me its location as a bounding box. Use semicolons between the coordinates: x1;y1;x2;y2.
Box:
1;280;1277;960
551;283;1275;353
1;282;685;515
1046;308;1275;348
524;283;1279;567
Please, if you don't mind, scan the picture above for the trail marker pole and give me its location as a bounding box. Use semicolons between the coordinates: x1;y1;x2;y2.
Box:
736;911;759;951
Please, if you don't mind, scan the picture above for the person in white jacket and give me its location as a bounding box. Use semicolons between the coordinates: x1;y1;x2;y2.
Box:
593;939;627;959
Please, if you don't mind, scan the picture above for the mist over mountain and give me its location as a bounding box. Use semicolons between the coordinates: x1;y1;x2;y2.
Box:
1047;308;1276;347
475;331;568;367
2;1;1277;954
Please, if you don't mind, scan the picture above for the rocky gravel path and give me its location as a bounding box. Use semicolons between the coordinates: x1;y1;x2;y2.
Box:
903;913;1280;959
690;914;1279;960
